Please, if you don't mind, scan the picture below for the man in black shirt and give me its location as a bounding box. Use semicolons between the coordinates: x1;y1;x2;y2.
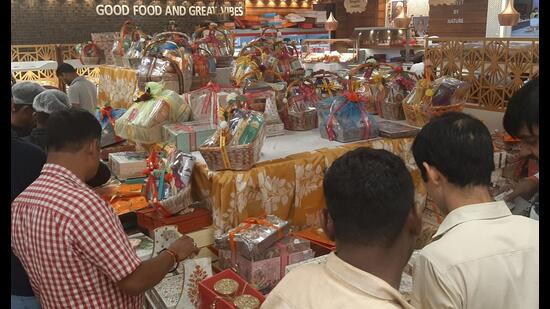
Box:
11;130;46;308
11;82;45;138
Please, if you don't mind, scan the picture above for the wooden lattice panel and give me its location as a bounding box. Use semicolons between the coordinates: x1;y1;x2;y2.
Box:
12;69;58;87
77;67;101;85
59;44;79;60
11;45;56;62
425;37;539;111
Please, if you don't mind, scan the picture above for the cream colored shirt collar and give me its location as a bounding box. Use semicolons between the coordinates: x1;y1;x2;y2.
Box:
325;252;409;304
433;201;512;240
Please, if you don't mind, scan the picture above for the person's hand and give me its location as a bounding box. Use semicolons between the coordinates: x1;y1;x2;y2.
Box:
505;178;538;202
168;235;199;262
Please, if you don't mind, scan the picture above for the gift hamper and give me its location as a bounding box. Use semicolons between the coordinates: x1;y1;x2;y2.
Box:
380;65;419;120
318;91;379;143
95;105;127;147
123;30;149;69
280;78;319;131
112;20;139;67
402;75;470;127
183;81;241;125
114;82;192;145
137;31;194;94
143;145;196;217
242;81;286;136
311;70;344;100
193;23;235;68
232;47;285;87
77;42;101;65
199;106;266;171
92;32;118;65
191;44;217;89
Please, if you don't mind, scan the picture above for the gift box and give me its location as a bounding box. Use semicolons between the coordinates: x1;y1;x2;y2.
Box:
217;237;313;293
136;207;213;236
198;269;265;309
215;215;290;260
292;227;336;257
163;122;217;153
318;93;379;143
109;151;148;180
96;183;148;215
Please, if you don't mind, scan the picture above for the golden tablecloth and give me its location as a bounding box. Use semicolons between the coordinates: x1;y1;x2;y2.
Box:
97;65;137;108
191;136;426;236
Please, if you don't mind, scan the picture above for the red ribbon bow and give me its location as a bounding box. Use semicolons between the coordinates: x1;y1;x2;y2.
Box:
325;93;372;141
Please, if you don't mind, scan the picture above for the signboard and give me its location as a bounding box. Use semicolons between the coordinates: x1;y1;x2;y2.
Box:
429;0;488;37
344;0;368;14
95;4;245;17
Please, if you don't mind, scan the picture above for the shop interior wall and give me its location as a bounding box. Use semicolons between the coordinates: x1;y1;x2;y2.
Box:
11;0;224;45
429;0;489;37
331;0;386;38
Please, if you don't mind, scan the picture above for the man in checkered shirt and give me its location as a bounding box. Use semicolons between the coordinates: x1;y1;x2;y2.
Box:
12;109;199;308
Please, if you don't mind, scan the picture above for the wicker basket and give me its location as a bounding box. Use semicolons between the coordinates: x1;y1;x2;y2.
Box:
199;125;266;171
158;185;194;215
381;98;406;121
403;102;465;127
281;79;318;131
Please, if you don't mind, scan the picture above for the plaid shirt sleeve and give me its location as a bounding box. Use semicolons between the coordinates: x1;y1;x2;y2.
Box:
69;194;142;283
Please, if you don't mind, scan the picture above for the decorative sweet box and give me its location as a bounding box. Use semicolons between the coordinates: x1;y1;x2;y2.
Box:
217;236;313;294
136;207;212;237
163;121;217;153
109;151;148;180
198;269;265;309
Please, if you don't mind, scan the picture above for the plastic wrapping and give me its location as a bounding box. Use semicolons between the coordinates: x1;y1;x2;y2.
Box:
214;215;290;259
430;76;470;106
201;109;264;147
318;93;379;143
281;79;319;131
114;82;191;144
312;72;344;100
183;82;241;125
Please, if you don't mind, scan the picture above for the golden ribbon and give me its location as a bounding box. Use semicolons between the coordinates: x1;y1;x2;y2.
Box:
219;130;231;169
320;79;340;97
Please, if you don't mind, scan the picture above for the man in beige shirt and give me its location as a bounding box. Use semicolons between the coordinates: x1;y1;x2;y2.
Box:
263;148;421;309
411;112;539;309
56;63;97;115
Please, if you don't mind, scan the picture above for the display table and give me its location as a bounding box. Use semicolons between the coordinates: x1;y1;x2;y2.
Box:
97;65;138;108
190;130;426;235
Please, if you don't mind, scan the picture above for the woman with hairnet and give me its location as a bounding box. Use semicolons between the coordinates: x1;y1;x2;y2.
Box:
26;90;111;188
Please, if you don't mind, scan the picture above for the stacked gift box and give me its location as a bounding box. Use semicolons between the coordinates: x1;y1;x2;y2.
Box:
214;215;315;294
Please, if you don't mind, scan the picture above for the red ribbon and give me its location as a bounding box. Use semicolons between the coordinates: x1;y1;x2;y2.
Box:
198;81;223;125
325;93;372;141
100;106;115;126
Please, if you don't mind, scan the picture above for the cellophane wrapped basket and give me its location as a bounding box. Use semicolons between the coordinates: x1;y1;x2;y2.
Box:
137;32;194;94
232;49;285;87
191;45;217;89
281;78;319;131
183;82;241;125
403;76;470;127
123;30;148;69
346;60;382;114
143;145;196;217
241;82;285;136
114;82;192;144
380;66;419;121
112;20;139;67
318;91;379;143
199;109;266;171
77;42;101;65
193;23;235;68
311;70;345;101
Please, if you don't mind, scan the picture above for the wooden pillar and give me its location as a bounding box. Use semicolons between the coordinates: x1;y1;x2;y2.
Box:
54;44;66;92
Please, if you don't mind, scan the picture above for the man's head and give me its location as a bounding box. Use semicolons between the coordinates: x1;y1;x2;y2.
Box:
55;63;78;85
412;112;494;213
323;148;420;250
11;82;46;130
503;78;538;159
32;89;71;128
47;109;102;181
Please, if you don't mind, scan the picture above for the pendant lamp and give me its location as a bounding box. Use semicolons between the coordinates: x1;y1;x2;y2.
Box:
498;0;520;26
393;7;411;28
325;12;338;32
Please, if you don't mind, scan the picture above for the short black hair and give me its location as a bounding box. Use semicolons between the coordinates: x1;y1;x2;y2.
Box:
55;63;77;76
323;148;415;247
412;112;494;187
47;109;101;152
413;52;424;64
503;78;538;138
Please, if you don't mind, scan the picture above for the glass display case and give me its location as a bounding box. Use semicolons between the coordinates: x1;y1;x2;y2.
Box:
301;39;357;64
352;27;423;63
